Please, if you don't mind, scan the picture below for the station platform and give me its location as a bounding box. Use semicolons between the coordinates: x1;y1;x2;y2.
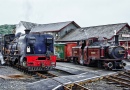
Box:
55;65;86;75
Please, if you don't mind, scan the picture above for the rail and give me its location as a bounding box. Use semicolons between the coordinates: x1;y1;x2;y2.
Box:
63;70;130;90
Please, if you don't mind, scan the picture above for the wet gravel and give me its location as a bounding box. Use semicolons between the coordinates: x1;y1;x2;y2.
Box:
0;65;73;90
0;66;36;90
0;66;23;75
0;79;28;90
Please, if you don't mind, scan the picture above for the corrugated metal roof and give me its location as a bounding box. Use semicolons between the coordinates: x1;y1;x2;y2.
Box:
20;21;37;30
56;23;128;42
30;21;80;32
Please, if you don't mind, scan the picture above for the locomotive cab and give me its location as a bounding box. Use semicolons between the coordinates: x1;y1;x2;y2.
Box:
2;34;15;55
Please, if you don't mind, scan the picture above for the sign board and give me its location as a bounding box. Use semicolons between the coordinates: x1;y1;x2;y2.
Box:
121;34;130;37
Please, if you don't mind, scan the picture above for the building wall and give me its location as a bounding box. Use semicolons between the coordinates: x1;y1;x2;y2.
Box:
15;22;26;34
118;26;130;41
109;26;130;52
58;23;78;38
45;23;79;40
35;23;78;40
110;26;130;42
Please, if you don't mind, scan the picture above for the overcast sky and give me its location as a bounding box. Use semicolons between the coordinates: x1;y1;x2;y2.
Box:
0;0;130;27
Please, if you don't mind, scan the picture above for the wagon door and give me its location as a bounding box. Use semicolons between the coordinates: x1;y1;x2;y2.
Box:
72;46;81;64
65;42;77;61
54;43;66;61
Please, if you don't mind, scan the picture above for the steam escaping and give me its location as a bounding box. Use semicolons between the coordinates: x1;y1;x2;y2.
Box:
23;0;32;21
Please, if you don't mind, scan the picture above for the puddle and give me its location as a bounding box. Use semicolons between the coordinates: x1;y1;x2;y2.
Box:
0;74;32;79
0;66;5;68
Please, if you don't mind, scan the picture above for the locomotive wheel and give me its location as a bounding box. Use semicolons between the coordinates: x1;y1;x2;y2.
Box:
97;61;102;68
73;57;79;64
14;59;18;65
79;59;84;65
8;61;13;66
22;59;27;67
69;58;73;63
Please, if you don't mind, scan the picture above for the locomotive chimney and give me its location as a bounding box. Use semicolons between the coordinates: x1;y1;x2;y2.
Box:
114;30;119;46
25;29;31;34
115;35;119;46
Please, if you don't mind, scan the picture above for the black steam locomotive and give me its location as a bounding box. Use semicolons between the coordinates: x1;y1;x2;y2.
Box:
2;30;56;71
72;35;126;70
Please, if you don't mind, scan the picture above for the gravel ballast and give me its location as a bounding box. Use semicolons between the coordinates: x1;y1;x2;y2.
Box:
0;66;36;90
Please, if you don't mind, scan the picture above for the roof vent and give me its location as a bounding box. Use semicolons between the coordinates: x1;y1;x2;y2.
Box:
114;30;116;35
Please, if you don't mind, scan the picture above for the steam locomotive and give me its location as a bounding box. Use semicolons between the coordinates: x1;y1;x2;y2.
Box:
72;35;126;70
2;30;56;71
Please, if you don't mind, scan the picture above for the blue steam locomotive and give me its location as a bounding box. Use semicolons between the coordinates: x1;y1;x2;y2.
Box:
2;29;56;71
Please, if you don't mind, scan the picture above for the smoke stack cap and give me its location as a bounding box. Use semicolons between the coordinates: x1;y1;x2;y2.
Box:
25;29;31;34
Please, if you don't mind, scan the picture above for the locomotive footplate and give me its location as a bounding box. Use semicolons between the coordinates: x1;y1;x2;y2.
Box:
28;66;53;71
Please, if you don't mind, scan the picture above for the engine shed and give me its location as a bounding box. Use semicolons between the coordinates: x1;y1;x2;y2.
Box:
56;23;130;59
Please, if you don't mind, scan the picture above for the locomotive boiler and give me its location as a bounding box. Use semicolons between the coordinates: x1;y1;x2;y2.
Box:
72;35;126;70
2;30;56;71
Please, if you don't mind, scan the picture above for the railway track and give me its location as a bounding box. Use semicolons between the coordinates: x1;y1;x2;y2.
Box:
6;63;130;90
105;70;130;89
63;75;103;90
7;64;58;80
63;70;130;90
35;72;58;79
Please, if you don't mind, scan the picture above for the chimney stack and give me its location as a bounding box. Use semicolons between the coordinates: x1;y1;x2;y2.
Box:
25;29;31;34
115;35;119;46
114;30;119;46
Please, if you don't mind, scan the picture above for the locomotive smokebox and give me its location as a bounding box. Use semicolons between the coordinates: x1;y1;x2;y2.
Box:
115;35;119;46
25;29;31;34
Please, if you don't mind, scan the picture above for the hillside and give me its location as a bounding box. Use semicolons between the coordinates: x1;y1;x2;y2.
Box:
0;24;16;35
